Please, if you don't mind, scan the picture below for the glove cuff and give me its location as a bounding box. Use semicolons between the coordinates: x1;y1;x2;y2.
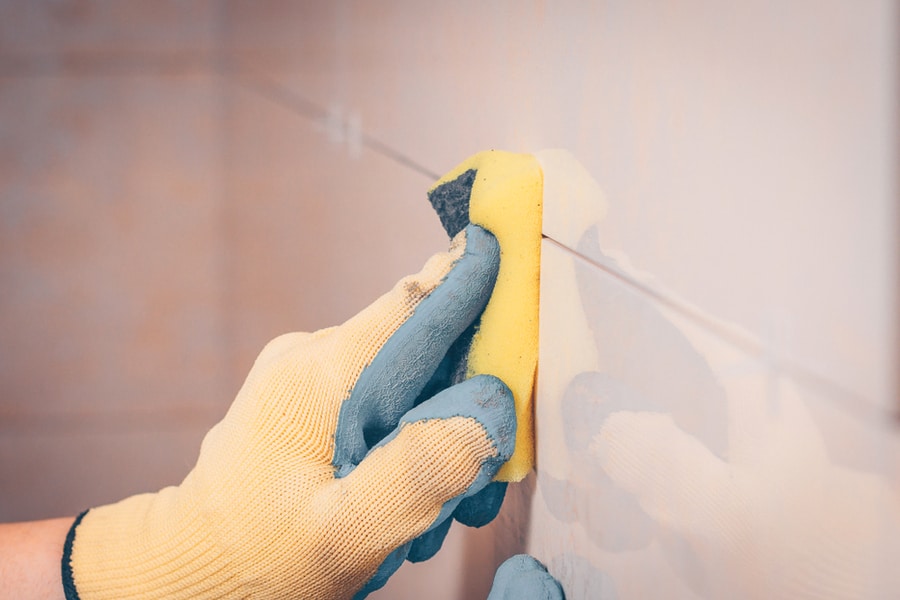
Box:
61;486;235;600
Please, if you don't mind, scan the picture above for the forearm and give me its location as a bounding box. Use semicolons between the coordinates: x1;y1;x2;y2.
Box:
0;517;73;600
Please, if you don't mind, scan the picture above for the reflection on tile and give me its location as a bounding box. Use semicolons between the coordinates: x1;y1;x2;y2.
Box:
0;426;207;522
531;239;900;599
0;74;227;419
537;145;896;413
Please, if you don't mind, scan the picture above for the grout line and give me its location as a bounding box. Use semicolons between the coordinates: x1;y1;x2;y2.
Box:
228;64;326;121
218;55;896;425
229;64;440;181
0;50;440;182
542;235;765;357
542;234;897;426
360;133;440;180
7;44;891;424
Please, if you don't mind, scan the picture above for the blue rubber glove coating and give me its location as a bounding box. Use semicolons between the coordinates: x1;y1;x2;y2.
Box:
353;375;516;599
333;224;501;476
488;555;565;600
405;482;507;564
454;481;508;528
407;517;453;563
330;225;517;597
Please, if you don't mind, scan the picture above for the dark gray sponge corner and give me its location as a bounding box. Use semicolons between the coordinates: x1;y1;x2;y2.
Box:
427;168;477;238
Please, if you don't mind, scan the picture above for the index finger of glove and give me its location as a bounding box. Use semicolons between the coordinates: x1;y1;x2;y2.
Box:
325;375;515;598
333;225;500;474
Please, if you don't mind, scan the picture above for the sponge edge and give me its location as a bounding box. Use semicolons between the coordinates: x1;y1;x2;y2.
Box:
429;151;542;482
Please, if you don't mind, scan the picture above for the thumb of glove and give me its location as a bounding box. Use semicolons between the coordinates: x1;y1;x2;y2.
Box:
488;555;565;600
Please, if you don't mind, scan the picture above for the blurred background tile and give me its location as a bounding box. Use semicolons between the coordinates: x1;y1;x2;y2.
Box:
220;78;444;380
0;0;217;71
0;427;207;522
0;73;227;422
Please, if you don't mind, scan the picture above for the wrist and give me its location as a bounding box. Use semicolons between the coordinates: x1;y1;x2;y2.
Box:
63;485;234;600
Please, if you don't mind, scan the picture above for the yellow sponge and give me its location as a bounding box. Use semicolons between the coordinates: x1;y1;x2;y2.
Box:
428;150;542;482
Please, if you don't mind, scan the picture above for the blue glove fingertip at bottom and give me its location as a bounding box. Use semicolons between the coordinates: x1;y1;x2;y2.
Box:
487;555;565;600
454;481;508;528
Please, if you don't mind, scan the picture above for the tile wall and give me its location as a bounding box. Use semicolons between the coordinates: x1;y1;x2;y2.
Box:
1;2;896;599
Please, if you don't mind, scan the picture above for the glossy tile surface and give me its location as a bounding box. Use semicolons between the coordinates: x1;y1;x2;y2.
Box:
231;0;898;408
531;238;899;598
0;73;227;422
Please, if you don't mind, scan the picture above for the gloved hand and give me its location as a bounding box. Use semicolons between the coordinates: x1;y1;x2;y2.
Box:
487;555;565;600
62;224;516;600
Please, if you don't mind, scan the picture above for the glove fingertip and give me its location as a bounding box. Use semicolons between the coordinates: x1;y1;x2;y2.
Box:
408;517;453;563
461;223;500;266
400;374;516;481
467;374;517;473
488;555;566;600
454;481;508;528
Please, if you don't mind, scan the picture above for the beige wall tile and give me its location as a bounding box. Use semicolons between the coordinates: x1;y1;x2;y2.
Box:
229;0;898;407
533;238;899;598
0;0;217;59
0;74;228;420
0;426;208;521
221;79;446;378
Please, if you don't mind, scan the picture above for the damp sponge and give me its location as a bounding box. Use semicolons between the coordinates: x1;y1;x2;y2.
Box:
428;150;542;482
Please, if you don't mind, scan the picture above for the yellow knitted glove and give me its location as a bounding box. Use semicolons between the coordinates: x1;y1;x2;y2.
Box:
61;225;515;600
